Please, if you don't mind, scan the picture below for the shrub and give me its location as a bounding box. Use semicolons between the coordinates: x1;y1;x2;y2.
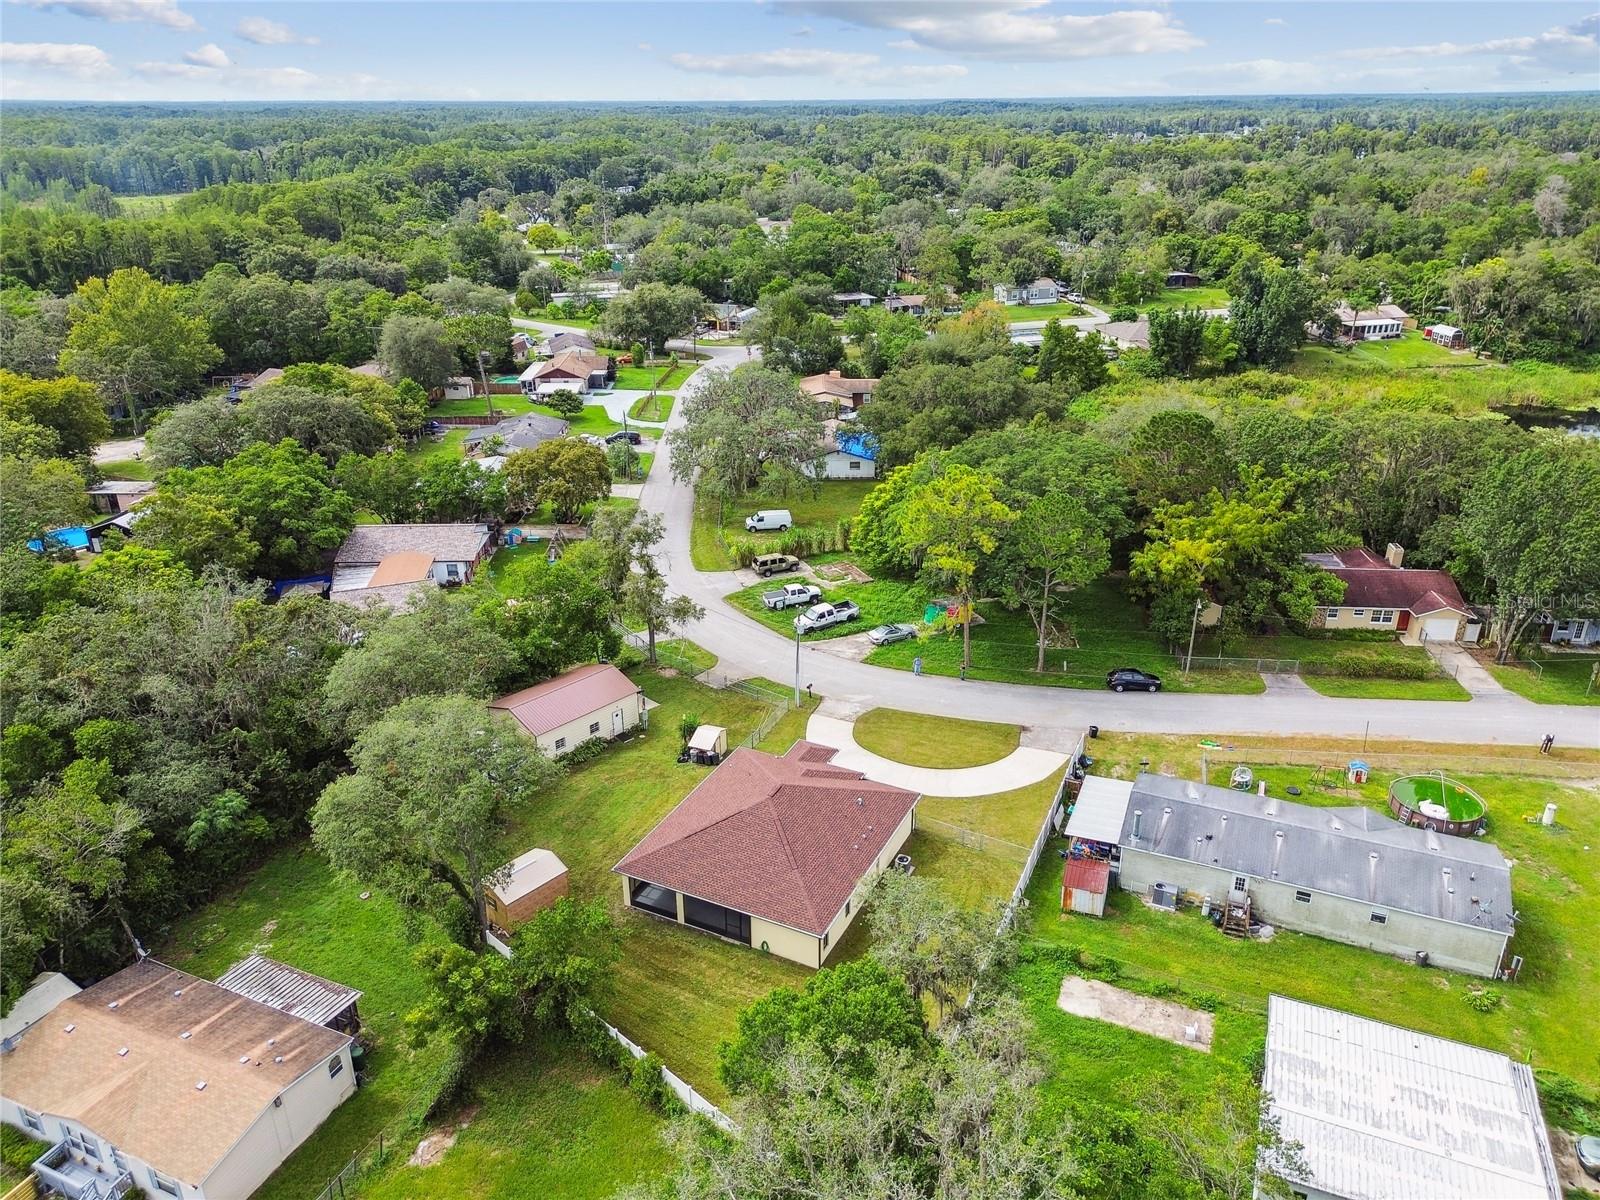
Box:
1534;1069;1600;1134
628;1052;682;1114
610;643;645;671
1465;987;1504;1013
1187;991;1223;1012
1325;652;1431;679
1108;304;1139;321
561;736;612;766
723;520;851;567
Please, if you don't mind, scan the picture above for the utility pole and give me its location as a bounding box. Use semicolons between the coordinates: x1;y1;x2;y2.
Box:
1184;597;1204;679
793;619;803;706
476;350;493;422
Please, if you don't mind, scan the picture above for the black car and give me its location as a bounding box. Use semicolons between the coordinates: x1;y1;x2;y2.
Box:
1106;667;1162;693
606;430;644;445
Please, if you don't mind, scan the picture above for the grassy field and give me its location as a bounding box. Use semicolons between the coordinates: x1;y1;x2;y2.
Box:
655;638;718;673
852;708;1022;768
0;1126;48;1188
614;363;695;392
1293;331;1479;373
690;481;874;571
1487;656;1600;706
627;392;675;422
160;848;456;1200
726;576;925;641
406;427;468;465
96;457;156;480
1186;629;1467;700
1001;301;1088;321
1115;284;1231;312
863;579;1265;695
1300;674;1470;700
357;1035;671;1200
616;450;654;481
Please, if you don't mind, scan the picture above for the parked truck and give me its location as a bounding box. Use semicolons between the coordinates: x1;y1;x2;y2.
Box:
762;582;822;610
794;599;861;633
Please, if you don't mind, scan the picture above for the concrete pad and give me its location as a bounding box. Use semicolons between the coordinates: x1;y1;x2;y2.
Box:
804;713;1067;797
1056;975;1213;1052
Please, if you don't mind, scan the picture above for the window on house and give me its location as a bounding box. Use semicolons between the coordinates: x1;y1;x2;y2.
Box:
554;737;566;750
329;1053;344;1079
589;721;601;734
111;1148;129;1172
1325;607;1341;618
1295;890;1311;903
1232;875;1247;892
66;1129;97;1159
1370;912;1388;925
848;460;861;471
20;1109;42;1134
1352;609;1366;617
149;1170;181;1197
1371;609;1394;623
822;931;830;949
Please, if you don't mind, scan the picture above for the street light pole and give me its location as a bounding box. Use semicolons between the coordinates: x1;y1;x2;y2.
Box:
1184;597;1204;680
794;619;802;706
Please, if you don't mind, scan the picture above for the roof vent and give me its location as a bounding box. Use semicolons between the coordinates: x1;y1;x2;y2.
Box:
267;1038;276;1046
63;1023;76;1033
274;1055;285;1064
107;1001;119;1010
180;1031;192;1040
239;1055;251;1064
117;1047;129;1057
174;989;183;998
195;1081;206;1091
855;796;864;807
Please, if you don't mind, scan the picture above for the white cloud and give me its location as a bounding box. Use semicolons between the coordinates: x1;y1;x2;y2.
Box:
1337;13;1598;78
1167;57;1315;89
234;15;319;45
773;1;1201;61
792;25;813;37
636;41;653;51
135;58;317;89
668;46;966;85
183;41;229;68
0;39;112;75
8;0;195;30
1264;17;1288;27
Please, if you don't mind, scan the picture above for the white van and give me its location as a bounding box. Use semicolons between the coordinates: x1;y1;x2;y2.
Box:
745;509;792;532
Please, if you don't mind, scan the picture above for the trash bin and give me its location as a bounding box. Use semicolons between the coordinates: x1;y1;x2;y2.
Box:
1088;724;1099;738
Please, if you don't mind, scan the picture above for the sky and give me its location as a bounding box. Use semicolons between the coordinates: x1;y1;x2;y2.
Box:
1;0;1597;103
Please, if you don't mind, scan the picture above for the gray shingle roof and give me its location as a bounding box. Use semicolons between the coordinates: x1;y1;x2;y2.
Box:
462;412;570;451
334;524;491;566
1121;773;1513;933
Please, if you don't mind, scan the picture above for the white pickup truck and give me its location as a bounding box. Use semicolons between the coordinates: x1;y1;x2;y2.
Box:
762;582;822;611
794;600;861;633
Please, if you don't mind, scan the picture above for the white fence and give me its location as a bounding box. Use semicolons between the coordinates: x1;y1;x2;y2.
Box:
598;1017;736;1132
994;734;1081;939
485;926;734;1132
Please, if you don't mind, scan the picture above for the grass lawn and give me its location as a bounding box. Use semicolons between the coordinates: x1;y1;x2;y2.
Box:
726;576;926;641
406;428;468;465
502;668;812;1106
627;392;676;423
1487;657;1600;706
1133;284;1231;312
159;847;455;1200
614;363;696;392
615;450;654;482
1001;301;1088;321
358;1034;670;1200
96;457;155;480
853;708;1022;768
483;543;549;595
691;482;875;571
863;579;1265;695
1300;674;1470;700
1294;331;1481;373
1;1126;49;1188
655;638;718;673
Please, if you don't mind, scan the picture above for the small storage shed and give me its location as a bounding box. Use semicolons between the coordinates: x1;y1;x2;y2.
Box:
487;848;570;931
1062;858;1110;917
687;724;728;765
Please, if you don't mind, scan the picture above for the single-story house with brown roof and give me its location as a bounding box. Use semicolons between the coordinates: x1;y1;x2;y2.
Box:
883;293;928;315
0;959;355;1200
799;369;879;415
486;848;570;933
491;662;650;756
613;741;920;968
331;523;494;610
215;955;363;1036
1099;317;1151;351
1304;544;1472;644
519;349;613;396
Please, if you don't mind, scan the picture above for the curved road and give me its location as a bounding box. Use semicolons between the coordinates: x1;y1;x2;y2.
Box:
572;326;1598;749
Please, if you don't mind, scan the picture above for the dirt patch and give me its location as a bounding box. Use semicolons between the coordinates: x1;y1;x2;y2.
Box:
408;1130;457;1167
1056;975;1213;1052
1552;1130;1600;1195
813;560;873;584
258;919;278;937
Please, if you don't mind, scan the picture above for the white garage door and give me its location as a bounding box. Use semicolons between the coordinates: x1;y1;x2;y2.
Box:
1421;616;1459;644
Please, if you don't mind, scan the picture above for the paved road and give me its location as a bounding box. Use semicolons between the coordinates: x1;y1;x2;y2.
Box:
569;321;1600;750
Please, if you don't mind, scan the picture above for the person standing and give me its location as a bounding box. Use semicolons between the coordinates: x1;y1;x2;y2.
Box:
912;656;922;677
1540;733;1555;754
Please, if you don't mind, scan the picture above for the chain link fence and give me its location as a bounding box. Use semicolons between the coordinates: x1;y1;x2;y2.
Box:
916;815;1031;863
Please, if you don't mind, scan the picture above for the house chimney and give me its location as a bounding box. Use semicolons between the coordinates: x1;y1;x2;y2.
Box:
1385;543;1405;568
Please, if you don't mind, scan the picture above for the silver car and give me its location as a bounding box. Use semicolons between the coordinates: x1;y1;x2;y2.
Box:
867;623;918;646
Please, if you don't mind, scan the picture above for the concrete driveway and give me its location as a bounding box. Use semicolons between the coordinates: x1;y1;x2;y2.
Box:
805;712;1069;797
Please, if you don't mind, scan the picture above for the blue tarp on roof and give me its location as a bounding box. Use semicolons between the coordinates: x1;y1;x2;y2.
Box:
833;431;878;461
26;526;89;553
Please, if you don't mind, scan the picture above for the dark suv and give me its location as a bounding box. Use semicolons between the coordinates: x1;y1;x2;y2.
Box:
1106;667;1162;693
606;430;643;446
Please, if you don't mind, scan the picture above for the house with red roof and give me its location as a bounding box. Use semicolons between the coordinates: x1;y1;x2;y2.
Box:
1303;544;1473;645
491;663;650;757
613;741;920;968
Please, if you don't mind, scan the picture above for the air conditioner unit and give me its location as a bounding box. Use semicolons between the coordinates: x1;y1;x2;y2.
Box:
1151;882;1179;910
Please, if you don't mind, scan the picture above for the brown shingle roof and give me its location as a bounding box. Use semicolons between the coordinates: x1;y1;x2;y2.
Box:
613;742;920;936
1305;549;1470;615
529;349;609;380
491;663;639;737
366;550;434;587
0;959;348;1186
334;524;491;567
799;372;879;399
